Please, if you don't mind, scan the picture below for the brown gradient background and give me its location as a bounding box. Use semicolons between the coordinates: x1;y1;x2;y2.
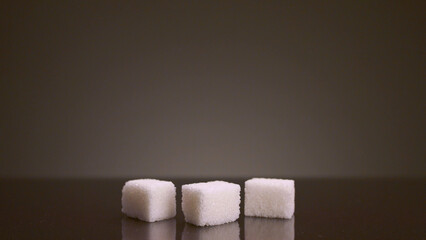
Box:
1;1;425;178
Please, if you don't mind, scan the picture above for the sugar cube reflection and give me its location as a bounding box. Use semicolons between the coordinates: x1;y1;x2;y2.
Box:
121;217;176;240
245;217;294;240
182;221;240;240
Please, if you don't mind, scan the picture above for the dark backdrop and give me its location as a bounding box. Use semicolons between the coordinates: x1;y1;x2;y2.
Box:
1;1;425;178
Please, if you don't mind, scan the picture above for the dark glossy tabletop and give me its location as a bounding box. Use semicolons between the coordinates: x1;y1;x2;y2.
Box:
0;178;424;239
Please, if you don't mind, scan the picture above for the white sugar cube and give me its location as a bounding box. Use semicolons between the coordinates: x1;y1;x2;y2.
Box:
244;178;295;219
245;217;294;240
182;222;240;240
121;179;176;222
182;181;241;226
122;217;176;240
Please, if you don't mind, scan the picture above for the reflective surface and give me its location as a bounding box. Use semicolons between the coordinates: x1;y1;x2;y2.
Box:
122;217;176;240
245;217;294;240
0;178;424;239
183;221;240;240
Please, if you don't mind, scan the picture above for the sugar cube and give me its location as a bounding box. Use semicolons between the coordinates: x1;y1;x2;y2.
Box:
121;179;176;222
182;181;241;226
244;178;295;219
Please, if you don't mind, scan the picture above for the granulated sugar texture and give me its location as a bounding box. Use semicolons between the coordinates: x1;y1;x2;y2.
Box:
121;179;176;222
182;181;241;226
